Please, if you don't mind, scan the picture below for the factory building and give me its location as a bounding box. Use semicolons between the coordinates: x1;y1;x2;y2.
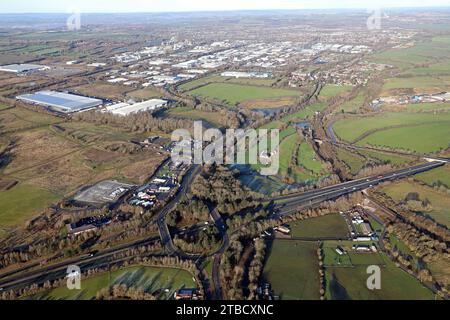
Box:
17;91;103;113
105;99;168;116
0;64;49;74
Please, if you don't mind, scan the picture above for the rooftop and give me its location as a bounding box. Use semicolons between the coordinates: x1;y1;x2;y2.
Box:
17;91;103;113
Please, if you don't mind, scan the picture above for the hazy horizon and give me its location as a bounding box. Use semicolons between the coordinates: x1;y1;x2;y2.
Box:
1;0;450;14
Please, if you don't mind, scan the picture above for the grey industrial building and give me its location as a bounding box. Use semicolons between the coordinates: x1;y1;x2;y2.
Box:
0;64;49;74
17;91;103;113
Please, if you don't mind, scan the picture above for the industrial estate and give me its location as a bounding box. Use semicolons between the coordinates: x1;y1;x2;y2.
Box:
0;4;449;306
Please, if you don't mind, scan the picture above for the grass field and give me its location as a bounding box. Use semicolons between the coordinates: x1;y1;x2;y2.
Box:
281;102;327;122
336;148;366;175
404;102;450;112
263;240;320;300
164;107;224;127
278;133;299;176
289;214;349;239
126;87;161;101
357;123;450;154
339;91;366;113
297;141;329;176
357;149;414;166
333;113;450;153
382;76;450;92
414;166;450;188
30;266;196;300
371;37;450;71
0;107;61;134
381;180;450;227
319;85;352;100
0;184;60;227
178;74;277;92
325;253;434;300
188;83;302;106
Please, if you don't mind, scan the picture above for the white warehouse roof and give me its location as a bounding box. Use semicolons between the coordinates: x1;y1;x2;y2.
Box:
0;64;49;73
17;91;103;113
106;99;168;116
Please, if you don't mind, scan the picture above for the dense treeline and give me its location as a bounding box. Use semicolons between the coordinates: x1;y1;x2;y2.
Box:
73;110;193;134
190;165;262;216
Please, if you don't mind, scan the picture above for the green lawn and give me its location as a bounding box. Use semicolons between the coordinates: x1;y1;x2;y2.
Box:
188;83;302;106
325;253;434;300
0;184;60;227
289;214;349;239
29;266;196;300
263;240;320;300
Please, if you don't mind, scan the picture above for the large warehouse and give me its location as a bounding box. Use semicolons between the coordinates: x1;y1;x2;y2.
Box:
17;91;103;113
0;64;49;74
105;99;168;116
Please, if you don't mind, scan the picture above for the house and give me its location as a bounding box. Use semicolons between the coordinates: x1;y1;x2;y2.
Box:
174;288;202;300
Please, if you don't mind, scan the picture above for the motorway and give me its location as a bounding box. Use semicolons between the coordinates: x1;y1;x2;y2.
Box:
0;159;446;295
271;161;446;216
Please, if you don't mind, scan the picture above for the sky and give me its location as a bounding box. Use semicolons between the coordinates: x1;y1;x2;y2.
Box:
0;0;449;13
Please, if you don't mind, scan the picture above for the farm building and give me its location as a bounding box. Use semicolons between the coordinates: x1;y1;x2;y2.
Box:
17;91;103;113
105;99;168;116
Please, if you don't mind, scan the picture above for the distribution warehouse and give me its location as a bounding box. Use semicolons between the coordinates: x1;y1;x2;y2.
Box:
0;63;49;74
105;99;168;116
17;91;103;113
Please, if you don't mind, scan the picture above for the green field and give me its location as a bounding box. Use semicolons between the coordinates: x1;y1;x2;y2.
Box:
336;148;366;175
382;76;450;91
281;102;327;122
289;214;349;239
30;266;196;300
325;254;434;300
404;102;450;112
297;142;328;175
188;83;302;106
414;165;450;188
381;180;450;227
339;91;366;113
178;74;277;92
164;107;224;127
319;85;352;100
371;37;450;71
357;123;450;154
263;240;320;300
357;149;414;166
0;184;60;227
279;133;299;176
333;113;450;153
